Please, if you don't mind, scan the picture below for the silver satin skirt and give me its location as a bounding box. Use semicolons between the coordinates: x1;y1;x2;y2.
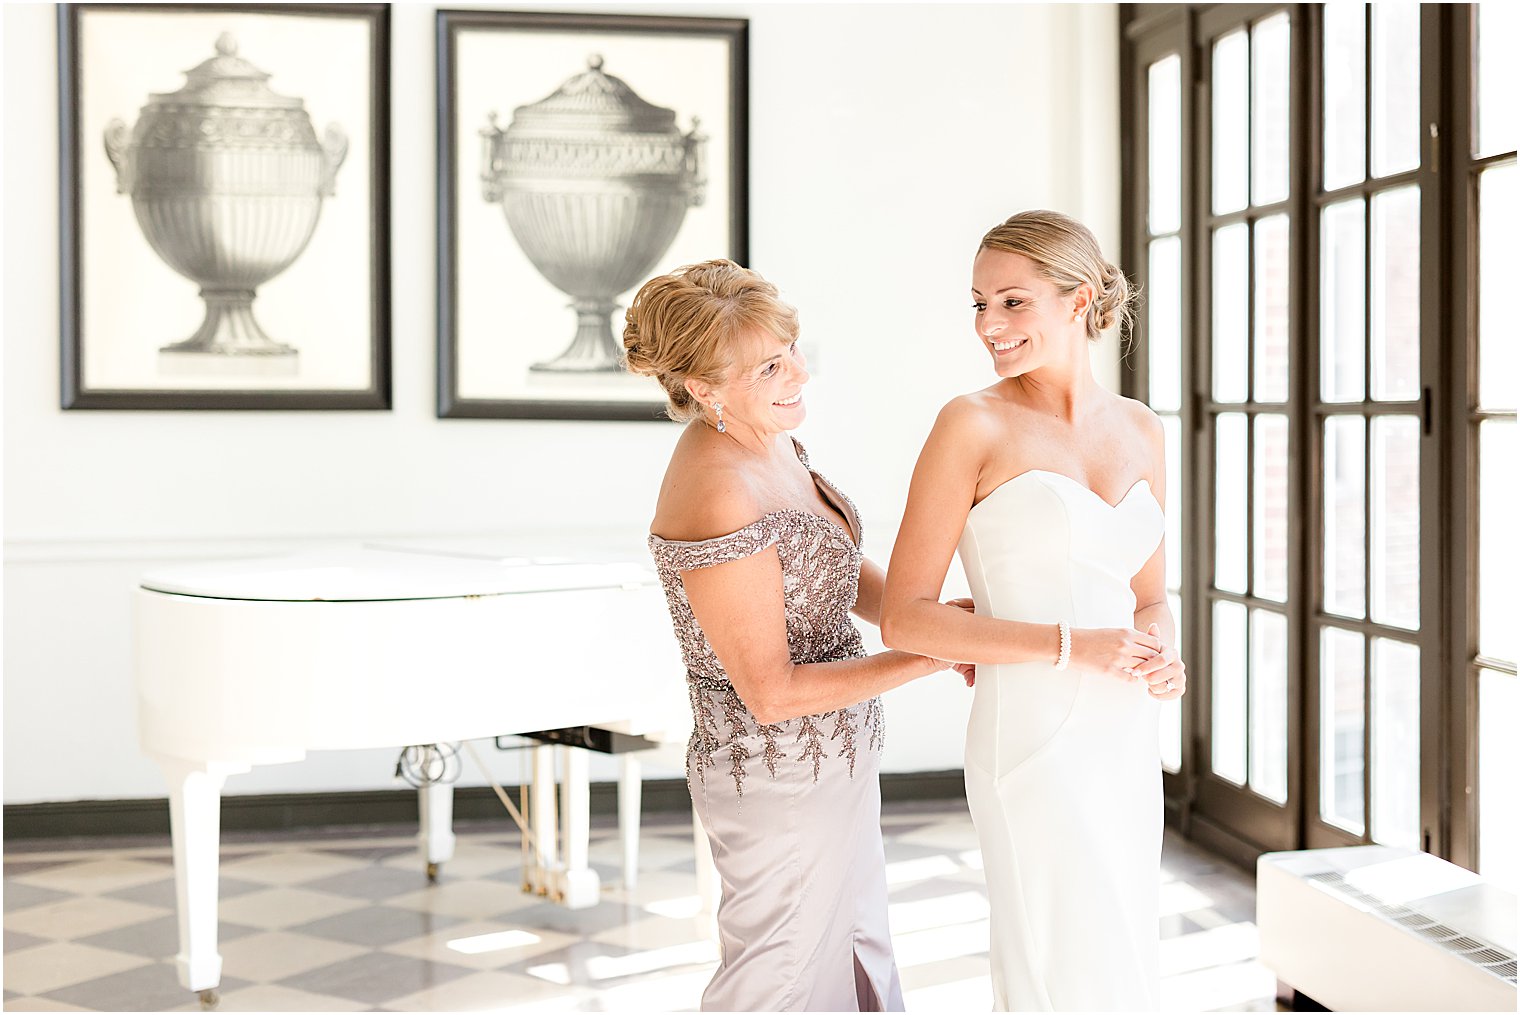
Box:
687;727;905;1012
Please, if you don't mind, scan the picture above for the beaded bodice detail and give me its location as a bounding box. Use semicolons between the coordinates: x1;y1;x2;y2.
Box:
647;440;884;796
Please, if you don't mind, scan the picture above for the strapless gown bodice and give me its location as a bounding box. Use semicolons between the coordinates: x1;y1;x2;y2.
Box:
959;469;1163;629
956;469;1167;1012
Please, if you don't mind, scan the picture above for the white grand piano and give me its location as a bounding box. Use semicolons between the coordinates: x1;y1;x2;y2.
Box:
135;545;693;1009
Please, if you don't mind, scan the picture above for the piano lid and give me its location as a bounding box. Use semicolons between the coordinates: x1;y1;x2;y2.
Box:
139;547;657;602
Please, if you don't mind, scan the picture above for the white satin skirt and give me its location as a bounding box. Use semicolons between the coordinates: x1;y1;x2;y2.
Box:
964;660;1163;1011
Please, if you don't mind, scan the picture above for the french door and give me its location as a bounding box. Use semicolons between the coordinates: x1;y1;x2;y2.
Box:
1122;3;1514;874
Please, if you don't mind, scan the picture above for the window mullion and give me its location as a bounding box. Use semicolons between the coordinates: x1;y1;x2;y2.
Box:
1426;1;1473;869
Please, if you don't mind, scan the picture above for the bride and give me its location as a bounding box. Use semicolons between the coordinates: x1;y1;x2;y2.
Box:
880;210;1187;1011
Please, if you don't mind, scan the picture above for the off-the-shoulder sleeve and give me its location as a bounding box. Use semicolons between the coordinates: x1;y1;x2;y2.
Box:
648;514;788;573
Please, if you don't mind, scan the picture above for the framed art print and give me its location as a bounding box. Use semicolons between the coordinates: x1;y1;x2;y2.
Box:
437;10;748;420
59;3;391;410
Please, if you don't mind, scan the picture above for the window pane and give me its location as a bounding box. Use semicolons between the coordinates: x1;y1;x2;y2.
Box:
1254;413;1289;602
1480;420;1516;662
1161;591;1184;774
1149;236;1183;412
1324;416;1367;618
1213;600;1249;785
1479;164;1517;411
1371;187;1420;401
1251;608;1289;803
1371;638;1420;849
1216;413;1248;594
1149;55;1183;235
1213;30;1250;214
1321;199;1367;402
1371;3;1420;178
1252;13;1291;205
1213;223;1249;402
1253;215;1290;403
1371;416;1420;630
1476;2;1519;159
1164;414;1183;588
1479;669;1518;892
1323;2;1367;191
1321;626;1366;834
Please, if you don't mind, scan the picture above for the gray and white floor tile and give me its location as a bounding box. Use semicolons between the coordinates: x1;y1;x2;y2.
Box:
4;803;1276;1011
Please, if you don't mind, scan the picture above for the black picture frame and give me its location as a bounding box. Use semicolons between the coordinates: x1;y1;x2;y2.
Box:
59;2;391;410
436;9;749;421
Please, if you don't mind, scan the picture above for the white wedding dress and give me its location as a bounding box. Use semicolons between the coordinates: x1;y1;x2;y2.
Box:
957;470;1165;1012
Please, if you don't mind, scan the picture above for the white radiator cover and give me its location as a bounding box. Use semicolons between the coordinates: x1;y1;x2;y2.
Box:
1258;845;1517;1012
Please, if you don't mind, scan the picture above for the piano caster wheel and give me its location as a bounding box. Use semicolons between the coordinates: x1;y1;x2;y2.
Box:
197;988;220;1011
426;862;439;882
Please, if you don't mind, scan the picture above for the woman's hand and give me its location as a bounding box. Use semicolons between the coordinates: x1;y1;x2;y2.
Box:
944;598;977;686
1130;622;1186;699
1069;626;1164;682
921;655;976;687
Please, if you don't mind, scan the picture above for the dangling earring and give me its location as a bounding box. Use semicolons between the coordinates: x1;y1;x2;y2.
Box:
713;402;726;433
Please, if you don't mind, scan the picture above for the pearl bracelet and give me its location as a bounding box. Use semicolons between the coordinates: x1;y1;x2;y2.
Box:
1054;620;1071;671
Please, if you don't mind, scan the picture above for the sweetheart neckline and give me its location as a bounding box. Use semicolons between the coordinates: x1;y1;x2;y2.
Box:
970;469;1156;515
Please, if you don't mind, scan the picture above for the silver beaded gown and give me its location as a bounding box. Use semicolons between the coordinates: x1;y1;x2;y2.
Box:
647;439;904;1013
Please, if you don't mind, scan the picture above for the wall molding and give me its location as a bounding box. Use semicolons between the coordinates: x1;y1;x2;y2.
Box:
3;770;970;842
1188;811;1268;874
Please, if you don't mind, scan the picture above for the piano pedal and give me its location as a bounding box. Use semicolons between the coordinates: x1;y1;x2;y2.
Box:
197;988;219;1011
394;743;462;788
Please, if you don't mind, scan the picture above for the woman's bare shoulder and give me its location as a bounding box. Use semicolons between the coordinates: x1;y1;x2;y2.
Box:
934;386;1012;438
651;441;766;543
1110;391;1165;440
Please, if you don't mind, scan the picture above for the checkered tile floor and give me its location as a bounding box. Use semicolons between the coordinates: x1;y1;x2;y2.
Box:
4;801;1278;1011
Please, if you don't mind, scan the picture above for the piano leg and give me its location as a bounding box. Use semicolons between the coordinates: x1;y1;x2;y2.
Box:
160;757;248;1007
618;753;641;891
557;745;600;908
417;780;456;882
528;744;558;897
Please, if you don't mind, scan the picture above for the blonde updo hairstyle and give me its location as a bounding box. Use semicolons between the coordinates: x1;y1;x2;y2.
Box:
622;259;800;422
979;210;1137;344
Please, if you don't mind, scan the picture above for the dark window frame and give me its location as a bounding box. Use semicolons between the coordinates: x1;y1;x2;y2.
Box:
1120;3;1505;872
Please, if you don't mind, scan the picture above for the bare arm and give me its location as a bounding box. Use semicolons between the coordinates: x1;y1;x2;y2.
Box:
851;557;886;627
1129;405;1186;700
881;400;1067;665
1130;407;1174;645
683;547;942;724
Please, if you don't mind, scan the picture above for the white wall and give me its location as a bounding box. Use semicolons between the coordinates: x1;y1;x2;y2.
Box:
2;2;1121;804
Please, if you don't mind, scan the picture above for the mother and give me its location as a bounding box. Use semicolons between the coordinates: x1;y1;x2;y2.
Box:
624;259;960;1012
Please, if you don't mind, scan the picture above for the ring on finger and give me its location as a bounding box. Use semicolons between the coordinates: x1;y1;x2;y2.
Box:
1164;678;1175;691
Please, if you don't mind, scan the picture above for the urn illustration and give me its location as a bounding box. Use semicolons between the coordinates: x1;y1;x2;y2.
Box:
104;33;347;357
480;56;707;373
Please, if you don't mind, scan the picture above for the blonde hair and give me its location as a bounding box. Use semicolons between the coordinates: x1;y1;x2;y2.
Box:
979;210;1137;343
622;259;800;422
